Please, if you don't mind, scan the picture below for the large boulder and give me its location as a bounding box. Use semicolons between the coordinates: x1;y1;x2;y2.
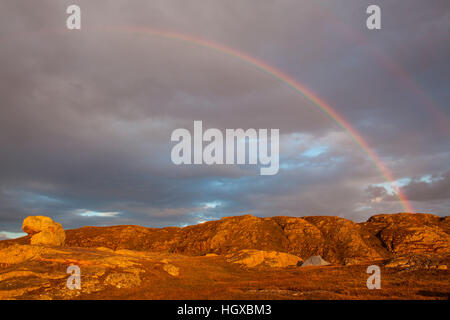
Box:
22;216;65;246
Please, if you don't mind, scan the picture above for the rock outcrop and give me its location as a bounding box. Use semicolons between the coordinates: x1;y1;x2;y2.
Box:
226;249;302;268
385;253;449;270
0;244;180;298
162;263;180;276
2;213;449;266
60;214;413;264
22;216;65;246
361;213;450;255
274;216;389;264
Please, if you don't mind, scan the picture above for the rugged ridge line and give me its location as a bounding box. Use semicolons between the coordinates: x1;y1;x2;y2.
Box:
2;213;447;265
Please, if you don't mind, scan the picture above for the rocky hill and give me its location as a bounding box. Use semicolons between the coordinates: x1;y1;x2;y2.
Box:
2;213;449;264
58;213;449;264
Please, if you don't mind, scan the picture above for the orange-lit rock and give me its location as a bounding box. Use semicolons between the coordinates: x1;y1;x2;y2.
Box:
226;249;302;268
22;216;66;246
362;213;450;255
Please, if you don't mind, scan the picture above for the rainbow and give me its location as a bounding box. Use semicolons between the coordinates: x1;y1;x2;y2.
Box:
106;26;414;213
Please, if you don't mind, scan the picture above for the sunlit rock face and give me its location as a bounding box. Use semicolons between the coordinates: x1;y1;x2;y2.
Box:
6;214;450;262
361;213;450;255
60;213;448;265
22;216;65;246
226;249;302;268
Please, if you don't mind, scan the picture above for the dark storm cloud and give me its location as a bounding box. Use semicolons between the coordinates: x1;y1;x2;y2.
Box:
0;0;449;235
365;185;389;200
401;172;450;202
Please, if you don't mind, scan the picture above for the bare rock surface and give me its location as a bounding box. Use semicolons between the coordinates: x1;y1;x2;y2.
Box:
362;213;450;255
226;249;302;268
3;213;449;266
22;216;65;246
2;213;439;265
0;244;180;299
162;263;180;276
61;216;370;263
385;254;449;270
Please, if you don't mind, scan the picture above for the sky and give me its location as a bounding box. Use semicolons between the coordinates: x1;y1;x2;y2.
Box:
0;0;449;238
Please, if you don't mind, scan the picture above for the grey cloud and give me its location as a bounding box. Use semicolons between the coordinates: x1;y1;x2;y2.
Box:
401;172;450;202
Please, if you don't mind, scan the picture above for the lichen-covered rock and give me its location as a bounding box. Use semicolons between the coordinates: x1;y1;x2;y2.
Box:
23;216;57;235
379;225;449;254
0;244;67;266
163;263;180;276
30;231;64;246
0;244;46;265
385;253;448;270
227;249;302;268
363;213;450;255
22;216;65;246
105;272;141;288
0;245;159;298
280;216;388;264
